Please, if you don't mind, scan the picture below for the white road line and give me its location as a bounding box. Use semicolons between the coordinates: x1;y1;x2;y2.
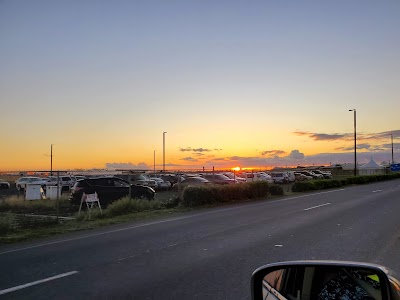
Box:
0;188;347;256
303;203;331;211
0;271;78;296
372;190;382;193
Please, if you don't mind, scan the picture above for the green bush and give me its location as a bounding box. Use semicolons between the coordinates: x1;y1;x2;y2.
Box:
0;196;72;214
269;185;284;195
105;197;163;217
292;181;317;192
292;173;400;192
0;214;14;235
161;197;181;209
312;179;343;190
181;182;270;207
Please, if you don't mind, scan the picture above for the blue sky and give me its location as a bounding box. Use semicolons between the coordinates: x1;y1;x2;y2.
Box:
1;1;399;170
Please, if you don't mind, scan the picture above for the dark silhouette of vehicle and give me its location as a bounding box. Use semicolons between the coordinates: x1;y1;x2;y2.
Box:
69;177;155;206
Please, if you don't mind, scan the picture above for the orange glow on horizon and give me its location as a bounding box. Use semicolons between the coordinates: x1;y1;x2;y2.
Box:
231;167;241;172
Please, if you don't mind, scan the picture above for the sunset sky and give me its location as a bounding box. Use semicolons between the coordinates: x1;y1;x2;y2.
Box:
1;1;399;171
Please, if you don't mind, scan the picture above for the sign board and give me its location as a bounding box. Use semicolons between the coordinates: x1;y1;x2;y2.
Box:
78;192;102;217
390;164;400;172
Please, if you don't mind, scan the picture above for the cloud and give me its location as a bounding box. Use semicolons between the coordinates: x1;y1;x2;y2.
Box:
294;130;400;142
193;148;212;152
261;150;286;157
335;143;372;151
287;150;305;160
180;157;199;162
361;130;400;140
179;147;214;153
106;162;149;170
380;143;400;150
294;131;349;141
179;147;193;152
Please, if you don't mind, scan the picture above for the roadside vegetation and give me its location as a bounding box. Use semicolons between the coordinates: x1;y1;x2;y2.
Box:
292;173;400;192
1;174;399;244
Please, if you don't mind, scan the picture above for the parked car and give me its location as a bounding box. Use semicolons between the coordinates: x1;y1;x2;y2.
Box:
69;177;155;206
44;175;76;187
255;172;275;184
0;179;10;189
201;174;236;185
294;172;312;181
312;170;332;178
118;174;158;189
222;172;247;183
15;177;48;190
298;170;323;179
285;171;296;182
172;176;210;189
152;177;171;190
159;174;184;186
45;175;76;191
270;172;288;184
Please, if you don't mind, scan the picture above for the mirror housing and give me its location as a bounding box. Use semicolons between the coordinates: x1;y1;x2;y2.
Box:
252;261;400;300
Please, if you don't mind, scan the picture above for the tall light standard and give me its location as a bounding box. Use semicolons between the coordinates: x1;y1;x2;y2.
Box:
50;144;53;176
349;109;357;176
153;150;156;173
163;132;167;172
391;133;394;164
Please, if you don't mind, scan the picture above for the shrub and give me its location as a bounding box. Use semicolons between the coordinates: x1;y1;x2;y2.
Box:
269;185;284;195
14;214;59;229
0;214;14;235
161;197;181;209
292;173;400;193
292;182;317;192
0;196;71;214
181;182;270;207
181;186;216;207
105;197;163;217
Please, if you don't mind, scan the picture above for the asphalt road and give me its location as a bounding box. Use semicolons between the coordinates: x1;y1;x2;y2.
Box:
1;179;400;300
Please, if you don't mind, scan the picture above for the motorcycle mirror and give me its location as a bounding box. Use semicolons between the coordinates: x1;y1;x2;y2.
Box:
251;261;400;300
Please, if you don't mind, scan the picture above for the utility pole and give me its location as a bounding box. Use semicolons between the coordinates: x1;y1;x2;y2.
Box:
163;132;167;172
349;109;357;176
154;150;156;173
391;133;394;164
50;144;53;176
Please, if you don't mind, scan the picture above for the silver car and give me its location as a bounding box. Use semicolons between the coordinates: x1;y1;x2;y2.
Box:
15;177;48;190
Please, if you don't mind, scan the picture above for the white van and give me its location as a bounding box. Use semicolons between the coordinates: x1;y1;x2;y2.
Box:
243;172;274;184
270;172;288;184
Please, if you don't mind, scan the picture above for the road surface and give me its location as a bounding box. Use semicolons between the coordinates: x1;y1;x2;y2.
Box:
1;179;400;299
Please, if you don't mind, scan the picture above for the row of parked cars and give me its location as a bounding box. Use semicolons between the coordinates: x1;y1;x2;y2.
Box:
15;175;79;191
7;169;333;207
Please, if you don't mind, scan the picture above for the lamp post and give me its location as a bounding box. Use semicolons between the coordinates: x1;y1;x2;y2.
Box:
153;150;156;173
391;133;394;164
163;132;167;172
349;109;357;176
50;144;53;176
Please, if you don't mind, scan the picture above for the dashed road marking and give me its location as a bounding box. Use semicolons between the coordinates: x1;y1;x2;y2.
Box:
0;271;78;296
304;203;331;211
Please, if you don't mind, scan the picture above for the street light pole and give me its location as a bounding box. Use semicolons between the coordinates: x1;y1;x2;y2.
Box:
349;109;357;176
391;133;394;164
50;144;53;176
154;150;156;173
163;132;167;172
